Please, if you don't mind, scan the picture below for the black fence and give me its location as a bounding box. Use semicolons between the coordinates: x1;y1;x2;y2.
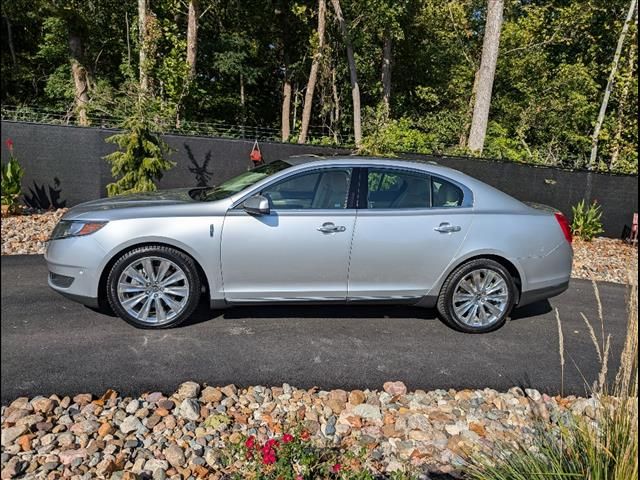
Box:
1;120;637;238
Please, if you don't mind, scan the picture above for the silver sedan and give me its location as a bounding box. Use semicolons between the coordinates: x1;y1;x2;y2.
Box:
45;157;573;332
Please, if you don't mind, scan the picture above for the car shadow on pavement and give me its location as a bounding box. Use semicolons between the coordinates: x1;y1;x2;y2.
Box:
180;298;552;327
510;299;552;320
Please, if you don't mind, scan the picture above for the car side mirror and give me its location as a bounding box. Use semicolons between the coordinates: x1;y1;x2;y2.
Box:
243;194;270;215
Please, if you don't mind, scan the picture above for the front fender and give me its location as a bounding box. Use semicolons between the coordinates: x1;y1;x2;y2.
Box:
92;217;225;300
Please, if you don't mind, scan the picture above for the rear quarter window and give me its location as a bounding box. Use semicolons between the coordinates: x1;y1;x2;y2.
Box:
431;176;464;207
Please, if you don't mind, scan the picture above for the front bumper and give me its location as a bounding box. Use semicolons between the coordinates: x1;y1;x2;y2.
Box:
45;235;107;307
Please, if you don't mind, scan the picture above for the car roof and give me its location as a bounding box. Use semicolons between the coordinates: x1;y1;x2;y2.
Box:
282;155;460;177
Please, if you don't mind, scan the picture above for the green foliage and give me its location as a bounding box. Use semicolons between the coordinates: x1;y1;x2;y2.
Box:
224;430;415;480
466;408;638;480
103;104;175;196
1;142;24;212
571;199;604;241
0;0;638;173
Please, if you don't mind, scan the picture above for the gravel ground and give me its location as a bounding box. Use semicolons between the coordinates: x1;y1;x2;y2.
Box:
0;381;599;479
2;210;637;284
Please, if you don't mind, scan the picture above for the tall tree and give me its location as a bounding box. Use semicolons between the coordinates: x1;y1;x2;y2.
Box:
281;80;292;141
588;0;638;170
330;0;362;146
138;0;150;96
186;0;199;81
467;0;504;154
381;32;392;116
67;16;90;126
298;0;327;144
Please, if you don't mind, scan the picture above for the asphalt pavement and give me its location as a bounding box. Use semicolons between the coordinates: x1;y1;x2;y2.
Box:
1;254;631;403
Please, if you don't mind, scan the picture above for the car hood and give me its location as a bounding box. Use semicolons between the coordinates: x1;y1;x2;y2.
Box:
62;188;229;221
69;188;197;212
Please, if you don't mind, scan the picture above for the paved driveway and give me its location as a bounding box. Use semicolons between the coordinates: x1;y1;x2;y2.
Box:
1;255;631;402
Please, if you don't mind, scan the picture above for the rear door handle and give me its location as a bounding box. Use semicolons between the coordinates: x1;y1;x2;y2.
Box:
317;222;346;234
434;222;461;233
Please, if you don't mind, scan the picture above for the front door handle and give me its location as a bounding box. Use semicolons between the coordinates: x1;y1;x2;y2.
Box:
317;222;346;234
434;222;461;233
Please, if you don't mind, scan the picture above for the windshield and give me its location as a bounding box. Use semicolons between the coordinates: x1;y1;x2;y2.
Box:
193;160;292;201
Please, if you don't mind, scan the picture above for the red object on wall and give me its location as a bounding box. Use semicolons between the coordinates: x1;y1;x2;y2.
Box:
250;139;263;164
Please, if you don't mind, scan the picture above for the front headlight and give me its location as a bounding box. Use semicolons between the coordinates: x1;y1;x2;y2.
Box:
49;220;108;240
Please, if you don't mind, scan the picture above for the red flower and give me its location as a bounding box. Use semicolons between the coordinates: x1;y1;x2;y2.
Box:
300;430;310;441
259;438;280;465
331;463;342;473
264;438;280;449
245;435;256;449
282;433;294;444
261;449;277;465
5;138;14;152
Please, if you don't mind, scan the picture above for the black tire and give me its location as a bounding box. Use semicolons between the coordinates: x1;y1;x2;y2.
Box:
106;245;201;329
436;258;516;333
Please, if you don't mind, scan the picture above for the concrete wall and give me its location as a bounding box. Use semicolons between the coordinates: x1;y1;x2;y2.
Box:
2;120;637;237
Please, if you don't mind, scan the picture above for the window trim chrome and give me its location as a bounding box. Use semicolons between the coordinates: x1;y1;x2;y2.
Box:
229;162;474;211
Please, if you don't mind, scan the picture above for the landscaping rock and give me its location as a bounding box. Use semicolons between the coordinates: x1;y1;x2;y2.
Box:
0;381;605;478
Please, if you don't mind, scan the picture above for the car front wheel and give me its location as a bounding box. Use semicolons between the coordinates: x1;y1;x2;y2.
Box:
437;258;515;333
106;246;201;329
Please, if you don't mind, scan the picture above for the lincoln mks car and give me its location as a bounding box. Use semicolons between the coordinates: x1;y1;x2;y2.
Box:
45;156;573;332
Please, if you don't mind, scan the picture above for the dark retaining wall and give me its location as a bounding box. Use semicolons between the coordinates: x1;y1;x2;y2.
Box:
1;120;637;238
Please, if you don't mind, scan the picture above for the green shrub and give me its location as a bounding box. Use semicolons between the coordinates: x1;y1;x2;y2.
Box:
1;139;24;213
571;199;604;241
103;104;175;196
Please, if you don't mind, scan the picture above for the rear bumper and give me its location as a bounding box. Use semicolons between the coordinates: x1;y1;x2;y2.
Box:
518;280;569;307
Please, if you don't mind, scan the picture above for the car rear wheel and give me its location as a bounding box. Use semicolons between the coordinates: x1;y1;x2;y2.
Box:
106;246;201;329
437;258;515;333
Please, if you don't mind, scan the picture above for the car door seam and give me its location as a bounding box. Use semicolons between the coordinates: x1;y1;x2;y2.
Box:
345;208;359;300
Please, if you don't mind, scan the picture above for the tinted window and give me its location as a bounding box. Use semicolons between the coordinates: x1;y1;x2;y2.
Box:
431;176;464;207
367;169;431;209
261;168;352;209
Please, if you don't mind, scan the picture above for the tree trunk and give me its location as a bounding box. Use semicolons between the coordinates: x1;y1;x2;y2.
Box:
138;0;150;95
281;80;292;141
4;15;16;66
467;0;504;154
610;28;637;170
381;32;392;117
298;0;327;144
459;69;480;148
186;0;199;80
68;33;90;126
292;82;300;132
330;0;362;147
589;0;637;170
125;12;131;68
331;67;340;142
239;74;247;137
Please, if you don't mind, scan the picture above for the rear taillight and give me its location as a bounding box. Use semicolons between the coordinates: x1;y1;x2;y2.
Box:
554;212;573;244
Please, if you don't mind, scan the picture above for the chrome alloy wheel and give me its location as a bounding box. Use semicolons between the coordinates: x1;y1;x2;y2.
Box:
116;256;190;325
451;268;509;327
